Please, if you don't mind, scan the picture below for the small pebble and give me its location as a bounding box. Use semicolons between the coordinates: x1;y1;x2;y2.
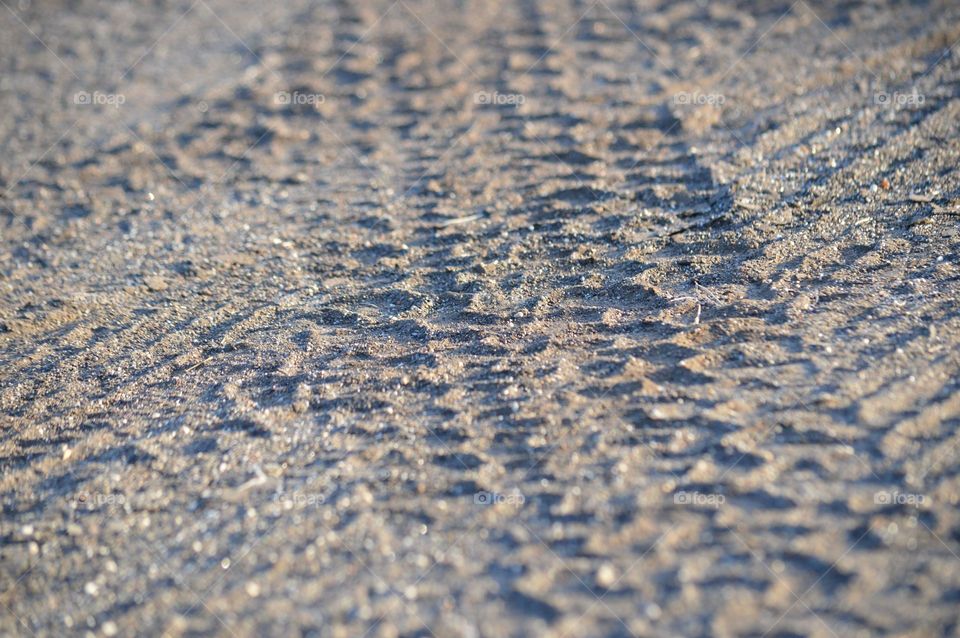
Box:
144;276;167;292
596;563;617;589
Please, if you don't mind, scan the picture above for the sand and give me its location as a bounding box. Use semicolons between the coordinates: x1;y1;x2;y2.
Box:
2;0;960;636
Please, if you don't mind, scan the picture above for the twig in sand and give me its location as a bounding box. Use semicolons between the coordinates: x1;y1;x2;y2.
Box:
185;357;210;372
694;281;723;305
436;214;482;228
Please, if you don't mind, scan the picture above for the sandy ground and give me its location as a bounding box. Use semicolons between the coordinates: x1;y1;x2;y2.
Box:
2;0;960;636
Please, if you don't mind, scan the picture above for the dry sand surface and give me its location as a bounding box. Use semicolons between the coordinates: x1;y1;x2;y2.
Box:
2;0;960;636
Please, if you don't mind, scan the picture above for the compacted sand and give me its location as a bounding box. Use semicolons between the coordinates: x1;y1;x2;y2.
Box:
2;1;960;636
